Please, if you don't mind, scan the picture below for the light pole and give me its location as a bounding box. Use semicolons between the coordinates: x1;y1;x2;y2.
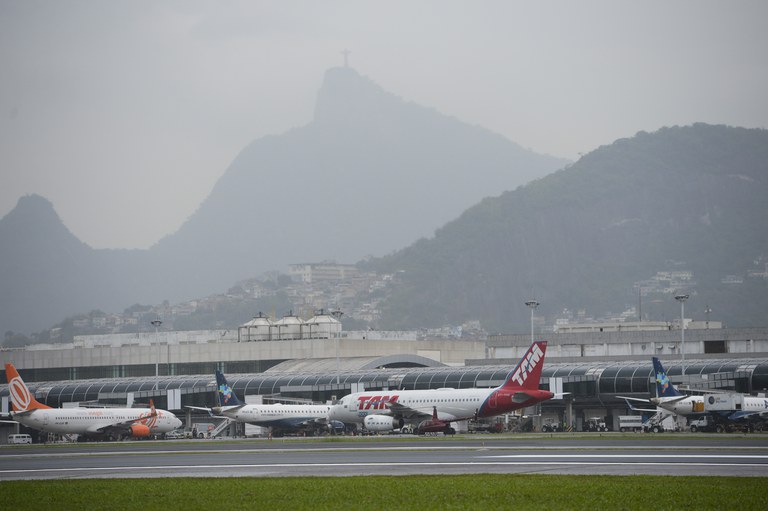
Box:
151;319;162;384
674;294;688;375
331;309;344;385
525;300;539;344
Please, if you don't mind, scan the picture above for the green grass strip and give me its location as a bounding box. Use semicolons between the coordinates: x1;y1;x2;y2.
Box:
1;474;764;510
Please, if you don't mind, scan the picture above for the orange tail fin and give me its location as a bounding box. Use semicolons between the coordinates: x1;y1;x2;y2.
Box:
4;363;51;411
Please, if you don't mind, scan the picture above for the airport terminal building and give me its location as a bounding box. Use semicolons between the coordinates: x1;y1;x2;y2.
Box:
3;315;768;438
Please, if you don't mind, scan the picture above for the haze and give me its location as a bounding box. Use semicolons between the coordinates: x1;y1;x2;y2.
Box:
1;0;766;249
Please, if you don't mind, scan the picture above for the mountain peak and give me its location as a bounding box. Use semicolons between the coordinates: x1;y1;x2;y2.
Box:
313;66;398;127
3;194;60;229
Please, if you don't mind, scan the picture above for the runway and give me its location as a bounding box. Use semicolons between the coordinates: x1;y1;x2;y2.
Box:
1;435;767;480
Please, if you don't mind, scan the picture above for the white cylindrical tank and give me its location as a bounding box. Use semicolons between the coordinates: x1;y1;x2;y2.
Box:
238;313;273;342
303;311;342;339
273;313;304;340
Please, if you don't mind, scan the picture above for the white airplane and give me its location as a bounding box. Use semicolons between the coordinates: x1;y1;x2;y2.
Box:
329;341;554;433
188;370;341;436
619;357;705;417
621;357;768;430
4;363;182;439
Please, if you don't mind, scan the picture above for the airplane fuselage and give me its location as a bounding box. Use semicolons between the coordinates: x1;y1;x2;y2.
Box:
218;403;331;429
12;407;181;435
651;395;705;416
329;386;552;424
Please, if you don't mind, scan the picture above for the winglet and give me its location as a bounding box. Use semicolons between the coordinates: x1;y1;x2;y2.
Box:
149;399;158;416
4;363;51;412
652;357;683;398
215;370;243;407
501;341;548;390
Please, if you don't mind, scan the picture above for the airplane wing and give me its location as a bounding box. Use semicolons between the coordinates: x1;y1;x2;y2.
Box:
384;401;438;420
185;406;215;416
727;410;768;422
616;396;651;404
618;398;658;413
90;413;157;436
384;401;465;421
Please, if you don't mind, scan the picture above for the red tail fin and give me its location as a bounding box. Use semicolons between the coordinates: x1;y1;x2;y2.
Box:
4;363;51;412
501;341;548;390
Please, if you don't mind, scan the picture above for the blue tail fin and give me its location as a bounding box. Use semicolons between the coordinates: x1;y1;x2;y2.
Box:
652;357;682;398
215;370;243;407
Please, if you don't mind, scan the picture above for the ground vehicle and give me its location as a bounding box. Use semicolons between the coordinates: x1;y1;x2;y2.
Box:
584;417;609;432
618;415;644;432
688;416;716;433
541;419;560;432
192;423;215;438
164;429;186;439
8;434;32;444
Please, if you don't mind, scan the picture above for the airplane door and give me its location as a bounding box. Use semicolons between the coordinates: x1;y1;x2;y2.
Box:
43;413;49;426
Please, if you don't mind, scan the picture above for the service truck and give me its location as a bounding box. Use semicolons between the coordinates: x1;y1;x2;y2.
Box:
618;415;644;432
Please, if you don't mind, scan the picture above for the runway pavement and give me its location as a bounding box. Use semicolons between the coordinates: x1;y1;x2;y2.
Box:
1;434;767;480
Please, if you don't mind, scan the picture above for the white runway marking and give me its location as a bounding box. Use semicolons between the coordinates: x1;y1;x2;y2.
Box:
2;458;767;477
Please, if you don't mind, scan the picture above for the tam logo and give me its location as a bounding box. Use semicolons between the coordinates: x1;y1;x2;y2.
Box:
356;395;399;411
510;344;544;386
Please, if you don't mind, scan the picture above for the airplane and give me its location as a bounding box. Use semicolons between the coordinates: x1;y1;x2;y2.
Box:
620;357;768;431
618;357;705;417
4;363;182;440
329;341;554;433
188;370;342;437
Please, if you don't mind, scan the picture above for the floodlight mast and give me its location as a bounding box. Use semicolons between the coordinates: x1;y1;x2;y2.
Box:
151;319;163;390
674;294;689;375
525;300;540;344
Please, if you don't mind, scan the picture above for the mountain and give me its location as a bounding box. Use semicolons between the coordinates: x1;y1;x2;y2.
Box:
0;67;566;335
0;195;147;335
149;67;568;300
370;124;768;331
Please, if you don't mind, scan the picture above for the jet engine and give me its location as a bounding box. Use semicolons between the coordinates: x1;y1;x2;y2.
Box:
363;415;404;432
129;424;151;437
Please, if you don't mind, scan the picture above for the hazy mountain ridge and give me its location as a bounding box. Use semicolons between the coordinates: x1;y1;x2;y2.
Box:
0;67;566;335
370;124;768;331
147;67;567;300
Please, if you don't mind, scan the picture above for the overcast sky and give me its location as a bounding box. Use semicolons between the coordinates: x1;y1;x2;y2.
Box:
1;1;767;249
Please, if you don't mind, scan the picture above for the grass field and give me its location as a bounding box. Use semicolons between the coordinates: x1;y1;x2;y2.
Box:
1;474;764;511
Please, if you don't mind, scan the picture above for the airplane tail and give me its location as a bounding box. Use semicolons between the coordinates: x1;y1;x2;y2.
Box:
215;370;243;407
500;341;548;390
4;363;51;412
149;399;157;416
652;357;683;398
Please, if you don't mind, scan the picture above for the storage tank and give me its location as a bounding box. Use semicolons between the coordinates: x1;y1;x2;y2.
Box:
238;312;273;342
303;309;342;339
273;312;304;340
